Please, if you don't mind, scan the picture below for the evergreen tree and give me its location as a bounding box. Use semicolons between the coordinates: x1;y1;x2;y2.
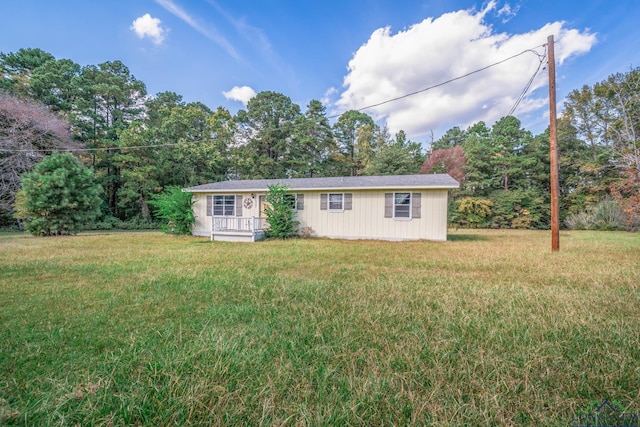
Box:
113;122;159;221
17;152;102;235
289;100;336;177
431;126;467;151
29;58;81;113
333;110;375;176
0;48;55;96
366;131;424;176
72;60;147;219
236;91;302;179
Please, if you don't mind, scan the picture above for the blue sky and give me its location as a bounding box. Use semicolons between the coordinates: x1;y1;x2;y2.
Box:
1;0;639;144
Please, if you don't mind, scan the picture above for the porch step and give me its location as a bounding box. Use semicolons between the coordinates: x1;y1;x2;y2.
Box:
211;230;265;242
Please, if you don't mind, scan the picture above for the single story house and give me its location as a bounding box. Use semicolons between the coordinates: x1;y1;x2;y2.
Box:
184;174;459;242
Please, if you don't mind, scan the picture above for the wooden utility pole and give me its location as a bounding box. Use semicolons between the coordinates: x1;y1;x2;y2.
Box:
548;35;560;251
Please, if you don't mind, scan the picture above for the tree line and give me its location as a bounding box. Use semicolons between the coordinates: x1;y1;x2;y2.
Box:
421;68;639;231
1;47;638;231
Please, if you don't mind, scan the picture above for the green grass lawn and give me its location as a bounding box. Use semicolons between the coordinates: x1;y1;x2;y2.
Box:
1;230;639;426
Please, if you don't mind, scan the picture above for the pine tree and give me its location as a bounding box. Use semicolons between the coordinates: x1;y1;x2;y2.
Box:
17;152;102;236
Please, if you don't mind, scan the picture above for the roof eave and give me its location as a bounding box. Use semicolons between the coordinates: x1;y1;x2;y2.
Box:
185;184;459;193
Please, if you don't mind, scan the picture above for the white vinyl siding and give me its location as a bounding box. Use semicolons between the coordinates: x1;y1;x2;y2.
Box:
295;190;448;241
192;189;449;241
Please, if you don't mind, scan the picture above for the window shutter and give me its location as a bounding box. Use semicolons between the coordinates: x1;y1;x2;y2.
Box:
206;195;212;216
412;193;421;218
384;193;393;218
297;194;304;210
236;195;242;217
344;193;352;210
320;193;327;210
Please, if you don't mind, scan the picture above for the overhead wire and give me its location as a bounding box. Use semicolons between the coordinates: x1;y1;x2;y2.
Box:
0;140;202;154
506;45;548;117
327;44;547;118
0;44;548;154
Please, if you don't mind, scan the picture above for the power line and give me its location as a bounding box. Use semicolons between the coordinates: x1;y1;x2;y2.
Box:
507;45;547;117
0;140;204;154
327;44;547;119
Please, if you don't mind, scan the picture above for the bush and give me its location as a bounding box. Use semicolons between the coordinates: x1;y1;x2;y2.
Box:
564;198;625;231
89;216;122;230
298;226;315;238
264;184;299;239
455;197;492;228
148;186;194;235
85;216;160;231
591;198;625;230
119;218;159;230
564;212;593;230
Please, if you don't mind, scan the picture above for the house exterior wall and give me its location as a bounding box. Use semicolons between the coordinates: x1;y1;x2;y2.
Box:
296;190;449;241
192;193;209;237
192;189;451;241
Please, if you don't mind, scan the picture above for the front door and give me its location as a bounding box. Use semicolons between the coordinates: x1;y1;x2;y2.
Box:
258;195;271;230
258;195;271;217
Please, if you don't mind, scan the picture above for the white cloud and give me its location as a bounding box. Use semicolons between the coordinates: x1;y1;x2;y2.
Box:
207;0;272;55
496;1;518;22
131;13;167;45
335;6;596;141
321;87;338;108
155;0;240;59
223;86;257;106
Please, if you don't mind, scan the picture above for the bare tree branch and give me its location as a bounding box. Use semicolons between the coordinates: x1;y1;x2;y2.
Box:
0;91;80;214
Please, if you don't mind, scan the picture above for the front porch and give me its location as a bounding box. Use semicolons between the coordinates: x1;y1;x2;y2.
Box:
211;216;268;242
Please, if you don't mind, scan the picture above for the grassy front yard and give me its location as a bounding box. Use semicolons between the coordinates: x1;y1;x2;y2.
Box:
1;230;639;425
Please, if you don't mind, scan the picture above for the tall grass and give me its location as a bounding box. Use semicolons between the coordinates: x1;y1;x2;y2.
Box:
1;230;639;425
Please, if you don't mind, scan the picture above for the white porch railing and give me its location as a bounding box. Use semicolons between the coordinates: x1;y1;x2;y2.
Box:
212;216;268;232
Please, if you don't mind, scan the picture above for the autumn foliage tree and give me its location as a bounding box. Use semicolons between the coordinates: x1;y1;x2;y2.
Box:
419;145;466;183
0;92;79;224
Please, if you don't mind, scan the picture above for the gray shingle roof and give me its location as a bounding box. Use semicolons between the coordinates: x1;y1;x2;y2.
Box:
185;174;459;192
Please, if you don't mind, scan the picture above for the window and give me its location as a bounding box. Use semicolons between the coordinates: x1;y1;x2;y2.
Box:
385;192;421;219
213;195;235;216
394;192;411;218
328;193;343;211
285;194;297;211
320;193;351;211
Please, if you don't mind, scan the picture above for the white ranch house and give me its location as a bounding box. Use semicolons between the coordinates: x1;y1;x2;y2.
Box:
184;174;459;242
